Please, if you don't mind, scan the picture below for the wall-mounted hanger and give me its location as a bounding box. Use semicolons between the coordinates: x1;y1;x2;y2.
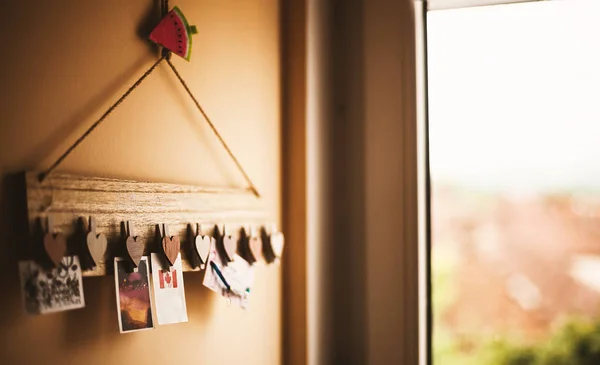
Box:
20;0;273;277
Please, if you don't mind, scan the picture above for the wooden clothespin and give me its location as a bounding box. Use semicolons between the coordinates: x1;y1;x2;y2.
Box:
193;223;212;270
266;224;285;264
161;223;180;266
86;216;107;268
221;224;237;264
43;215;66;267
247;225;264;265
125;221;144;268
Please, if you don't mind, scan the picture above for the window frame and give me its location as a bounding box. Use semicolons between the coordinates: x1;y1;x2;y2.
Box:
428;0;549;11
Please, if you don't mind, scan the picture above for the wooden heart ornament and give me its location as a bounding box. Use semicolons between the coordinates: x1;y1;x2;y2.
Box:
86;217;107;267
125;221;144;267
195;235;212;269
222;233;237;263
249;235;264;263
162;225;180;266
269;232;285;259
126;236;144;267
44;232;67;266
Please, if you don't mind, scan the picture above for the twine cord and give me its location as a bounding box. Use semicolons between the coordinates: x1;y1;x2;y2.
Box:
39;0;260;197
166;58;260;197
38;55;166;183
38;46;260;196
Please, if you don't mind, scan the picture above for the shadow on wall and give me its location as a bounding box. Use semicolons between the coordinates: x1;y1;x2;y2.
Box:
0;174;29;330
0;172;217;362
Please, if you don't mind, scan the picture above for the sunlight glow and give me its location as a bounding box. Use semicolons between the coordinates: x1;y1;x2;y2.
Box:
428;0;600;193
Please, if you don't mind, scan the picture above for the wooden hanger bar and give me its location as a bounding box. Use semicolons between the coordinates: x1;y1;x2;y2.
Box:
23;171;268;276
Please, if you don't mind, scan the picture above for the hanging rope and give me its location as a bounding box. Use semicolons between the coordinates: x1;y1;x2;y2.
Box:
38;55;166;183
38;0;260;198
166;58;260;197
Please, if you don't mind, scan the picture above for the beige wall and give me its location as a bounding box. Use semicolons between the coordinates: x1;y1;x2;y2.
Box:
0;1;281;364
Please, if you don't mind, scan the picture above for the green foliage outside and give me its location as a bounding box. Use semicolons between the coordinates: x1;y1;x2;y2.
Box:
433;247;600;365
490;319;600;365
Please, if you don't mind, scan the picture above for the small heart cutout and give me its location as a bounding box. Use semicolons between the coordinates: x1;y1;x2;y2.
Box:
195;235;212;267
87;231;108;266
270;232;285;259
44;233;67;266
249;236;263;263
126;236;144;266
222;235;237;262
162;235;180;266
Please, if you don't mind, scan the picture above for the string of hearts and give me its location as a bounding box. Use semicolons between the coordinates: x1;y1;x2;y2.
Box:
43;216;285;272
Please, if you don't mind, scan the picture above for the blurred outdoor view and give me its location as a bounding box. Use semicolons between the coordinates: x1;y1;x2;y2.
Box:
428;1;600;364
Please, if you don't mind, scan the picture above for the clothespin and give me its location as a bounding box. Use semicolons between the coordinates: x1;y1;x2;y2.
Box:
221;224;237;263
125;221;144;270
86;216;108;268
161;223;180;266
194;223;212;270
43;215;66;267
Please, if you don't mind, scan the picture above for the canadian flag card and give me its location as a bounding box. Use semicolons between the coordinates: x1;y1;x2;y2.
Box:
150;253;188;325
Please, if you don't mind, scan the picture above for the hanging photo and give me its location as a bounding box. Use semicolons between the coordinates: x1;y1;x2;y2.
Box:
203;238;228;294
150;253;188;325
19;256;85;315
203;240;255;309
114;257;154;333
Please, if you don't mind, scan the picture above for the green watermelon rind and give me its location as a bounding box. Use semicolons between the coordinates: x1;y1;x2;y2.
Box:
172;6;194;61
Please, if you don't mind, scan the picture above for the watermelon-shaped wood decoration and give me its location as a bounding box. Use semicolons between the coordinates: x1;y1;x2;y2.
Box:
149;6;198;61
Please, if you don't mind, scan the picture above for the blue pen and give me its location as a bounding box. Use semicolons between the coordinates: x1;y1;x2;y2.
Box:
210;261;231;291
210;261;251;296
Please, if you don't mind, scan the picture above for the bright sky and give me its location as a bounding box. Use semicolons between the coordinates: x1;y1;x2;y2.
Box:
428;0;600;193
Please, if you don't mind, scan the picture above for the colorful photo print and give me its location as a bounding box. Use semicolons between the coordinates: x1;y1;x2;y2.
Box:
19;256;85;315
114;257;154;333
151;253;188;325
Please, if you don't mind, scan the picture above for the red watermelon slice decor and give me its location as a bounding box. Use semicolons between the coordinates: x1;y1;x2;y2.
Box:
149;6;198;61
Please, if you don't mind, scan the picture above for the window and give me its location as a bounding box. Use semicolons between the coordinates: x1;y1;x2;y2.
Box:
428;1;600;364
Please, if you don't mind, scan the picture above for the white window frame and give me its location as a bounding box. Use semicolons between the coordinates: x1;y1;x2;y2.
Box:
429;0;549;11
